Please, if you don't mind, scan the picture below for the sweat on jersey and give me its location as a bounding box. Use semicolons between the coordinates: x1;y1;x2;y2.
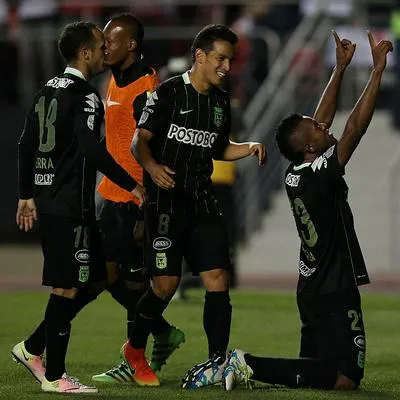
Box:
18;67;137;219
137;71;231;215
285;144;370;296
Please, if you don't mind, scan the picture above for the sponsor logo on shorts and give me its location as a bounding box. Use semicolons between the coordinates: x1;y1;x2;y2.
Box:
354;335;365;349
78;265;89;283
153;237;172;251
156;252;167;269
75;249;90;263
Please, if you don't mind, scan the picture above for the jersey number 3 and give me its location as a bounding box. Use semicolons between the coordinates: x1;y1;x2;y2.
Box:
292;197;318;248
35;96;57;153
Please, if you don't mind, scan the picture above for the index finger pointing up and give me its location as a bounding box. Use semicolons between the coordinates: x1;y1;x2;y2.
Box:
367;30;375;48
332;30;341;46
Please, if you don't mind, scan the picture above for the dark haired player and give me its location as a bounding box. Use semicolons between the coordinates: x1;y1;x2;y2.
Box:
118;24;266;388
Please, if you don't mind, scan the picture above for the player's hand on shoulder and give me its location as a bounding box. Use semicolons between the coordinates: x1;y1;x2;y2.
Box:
16;198;37;232
148;163;175;190
131;184;147;208
367;31;393;72
332;30;356;69
249;142;267;166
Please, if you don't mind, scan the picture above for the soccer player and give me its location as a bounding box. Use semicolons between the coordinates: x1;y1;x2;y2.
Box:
92;13;185;383
222;31;392;391
13;22;144;394
121;24;266;388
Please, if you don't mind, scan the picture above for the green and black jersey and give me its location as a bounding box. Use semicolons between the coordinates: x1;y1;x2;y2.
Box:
138;71;231;215
18;67;136;220
285;144;370;296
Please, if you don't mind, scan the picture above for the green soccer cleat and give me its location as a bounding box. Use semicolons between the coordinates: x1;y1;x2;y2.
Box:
92;361;135;383
150;326;185;372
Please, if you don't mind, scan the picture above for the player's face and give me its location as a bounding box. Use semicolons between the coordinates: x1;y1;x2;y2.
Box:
103;21;131;67
88;28;106;75
301;117;337;154
202;40;235;87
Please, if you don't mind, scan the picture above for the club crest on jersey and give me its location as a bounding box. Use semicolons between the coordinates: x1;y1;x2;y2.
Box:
213;107;223;128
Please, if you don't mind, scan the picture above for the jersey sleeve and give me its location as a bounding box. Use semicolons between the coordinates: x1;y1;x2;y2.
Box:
132;90;149;124
73;91;137;192
309;144;344;183
137;83;171;135
18;107;37;199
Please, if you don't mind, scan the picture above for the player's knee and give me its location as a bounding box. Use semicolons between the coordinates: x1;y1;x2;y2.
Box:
52;287;78;299
152;275;180;300
334;374;359;390
201;268;229;291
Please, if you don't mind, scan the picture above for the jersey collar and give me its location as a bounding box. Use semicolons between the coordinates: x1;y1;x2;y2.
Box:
64;66;86;81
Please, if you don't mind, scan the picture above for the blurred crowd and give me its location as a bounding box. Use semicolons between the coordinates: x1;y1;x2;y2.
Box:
0;0;303;110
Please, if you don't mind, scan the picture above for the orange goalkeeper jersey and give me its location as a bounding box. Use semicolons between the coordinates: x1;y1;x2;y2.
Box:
97;69;158;204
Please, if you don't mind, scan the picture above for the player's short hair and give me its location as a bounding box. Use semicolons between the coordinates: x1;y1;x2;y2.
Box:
275;113;304;164
109;13;144;53
58;21;99;63
190;24;238;62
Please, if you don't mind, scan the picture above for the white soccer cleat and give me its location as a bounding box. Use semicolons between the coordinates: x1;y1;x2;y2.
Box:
222;349;254;391
41;373;98;393
11;341;46;383
182;353;228;389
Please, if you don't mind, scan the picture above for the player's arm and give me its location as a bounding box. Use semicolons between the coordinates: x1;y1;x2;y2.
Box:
74;96;146;203
220;140;266;166
313;31;356;127
132;128;175;190
337;32;392;166
17;111;38;231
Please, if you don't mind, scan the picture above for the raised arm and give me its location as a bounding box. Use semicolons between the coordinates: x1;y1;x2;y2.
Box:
337;31;392;166
313;30;356;127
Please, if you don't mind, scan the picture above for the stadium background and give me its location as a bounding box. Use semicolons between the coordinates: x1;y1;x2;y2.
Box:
1;0;400;291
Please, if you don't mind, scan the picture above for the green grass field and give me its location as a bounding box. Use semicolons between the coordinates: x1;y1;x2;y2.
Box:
1;289;399;399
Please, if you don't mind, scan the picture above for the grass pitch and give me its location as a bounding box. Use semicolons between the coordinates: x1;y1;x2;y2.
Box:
0;289;399;399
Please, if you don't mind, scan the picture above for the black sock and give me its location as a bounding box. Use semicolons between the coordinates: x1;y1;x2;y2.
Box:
125;289;147;338
44;294;76;382
23;288;100;357
245;355;337;389
108;277;132;309
24;320;46;356
151;316;171;336
203;290;232;357
72;288;99;318
129;289;169;348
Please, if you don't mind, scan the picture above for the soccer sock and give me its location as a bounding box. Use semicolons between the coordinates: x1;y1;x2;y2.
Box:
126;289;147;337
203;290;232;357
129;288;169;349
151;316;171;336
108;277;132;309
244;354;338;389
24;320;46;356
44;294;76;382
23;289;100;357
